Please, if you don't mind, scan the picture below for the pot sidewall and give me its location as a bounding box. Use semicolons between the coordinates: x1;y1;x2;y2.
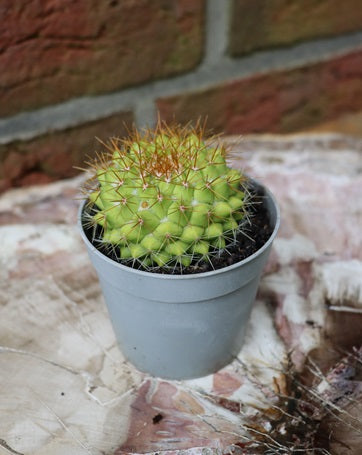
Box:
78;180;280;379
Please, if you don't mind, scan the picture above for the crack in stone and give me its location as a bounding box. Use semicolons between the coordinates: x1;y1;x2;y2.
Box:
0;345;134;408
0;439;24;455
31;390;93;454
0;346;80;375
49;276;118;363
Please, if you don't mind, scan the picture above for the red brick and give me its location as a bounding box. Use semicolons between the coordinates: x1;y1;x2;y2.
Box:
0;0;204;116
0;111;133;191
157;51;362;135
229;0;362;55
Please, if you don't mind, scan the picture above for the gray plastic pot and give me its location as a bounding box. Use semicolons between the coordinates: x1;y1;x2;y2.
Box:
78;180;280;379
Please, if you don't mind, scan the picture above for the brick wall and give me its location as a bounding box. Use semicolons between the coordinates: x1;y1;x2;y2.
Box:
1;0;362;190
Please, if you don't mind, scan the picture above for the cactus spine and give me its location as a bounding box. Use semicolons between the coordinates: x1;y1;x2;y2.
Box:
84;122;248;271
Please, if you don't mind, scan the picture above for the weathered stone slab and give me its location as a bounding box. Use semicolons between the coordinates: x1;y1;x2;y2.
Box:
0;133;361;454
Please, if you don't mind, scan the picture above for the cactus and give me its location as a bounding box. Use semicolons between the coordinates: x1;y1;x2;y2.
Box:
83;122;249;272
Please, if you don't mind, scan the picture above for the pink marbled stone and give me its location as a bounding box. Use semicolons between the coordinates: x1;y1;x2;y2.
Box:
0;134;361;454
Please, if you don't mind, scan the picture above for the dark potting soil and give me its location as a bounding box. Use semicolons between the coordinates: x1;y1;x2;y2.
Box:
82;182;274;275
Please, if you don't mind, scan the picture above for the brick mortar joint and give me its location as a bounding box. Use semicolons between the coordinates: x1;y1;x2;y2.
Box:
1;30;362;145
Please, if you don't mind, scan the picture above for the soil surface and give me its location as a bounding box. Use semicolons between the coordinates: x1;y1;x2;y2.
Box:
83;182;274;275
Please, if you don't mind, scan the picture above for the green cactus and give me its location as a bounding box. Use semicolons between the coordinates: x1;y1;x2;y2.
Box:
84;122;248;271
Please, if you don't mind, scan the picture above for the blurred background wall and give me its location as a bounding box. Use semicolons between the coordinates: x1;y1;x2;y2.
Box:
0;0;361;190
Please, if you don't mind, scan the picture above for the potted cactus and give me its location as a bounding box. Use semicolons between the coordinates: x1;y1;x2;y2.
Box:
78;122;280;379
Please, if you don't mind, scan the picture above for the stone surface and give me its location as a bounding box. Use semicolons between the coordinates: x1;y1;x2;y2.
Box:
229;0;362;55
0;111;133;192
0;0;204;116
157;50;362;135
0;133;361;454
